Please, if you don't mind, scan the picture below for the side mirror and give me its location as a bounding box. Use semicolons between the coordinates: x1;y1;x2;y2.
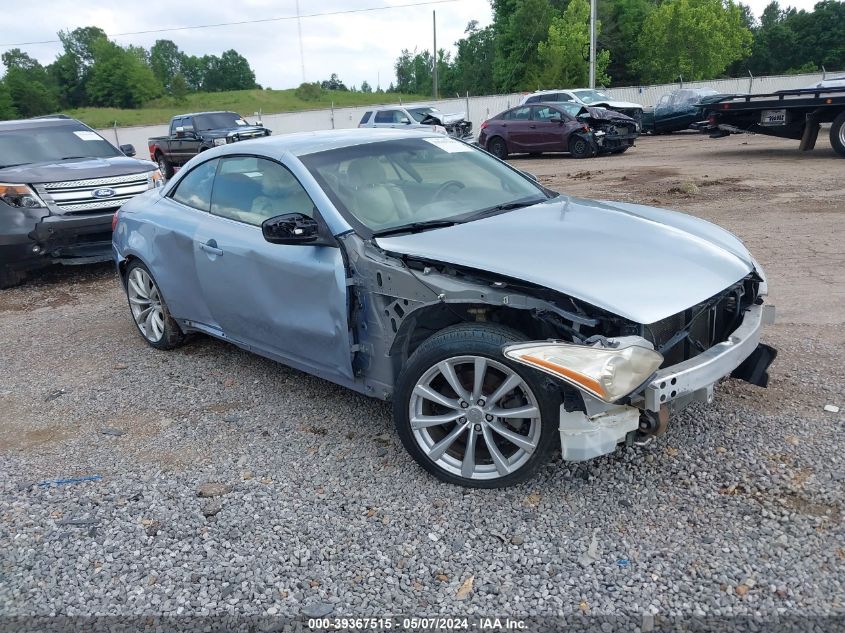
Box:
262;213;320;245
549;116;563;124
175;126;185;138
119;144;136;157
401;118;412;125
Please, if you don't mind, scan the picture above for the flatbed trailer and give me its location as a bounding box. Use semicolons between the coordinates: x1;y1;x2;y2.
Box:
702;86;845;157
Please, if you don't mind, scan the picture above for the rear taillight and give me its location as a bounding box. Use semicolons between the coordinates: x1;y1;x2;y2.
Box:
112;211;119;231
480;120;489;130
708;114;717;125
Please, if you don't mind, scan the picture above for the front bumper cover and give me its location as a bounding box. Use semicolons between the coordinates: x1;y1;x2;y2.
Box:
641;303;775;411
0;210;114;271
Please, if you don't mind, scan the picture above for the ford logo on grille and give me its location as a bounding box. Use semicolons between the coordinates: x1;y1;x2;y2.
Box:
92;187;116;199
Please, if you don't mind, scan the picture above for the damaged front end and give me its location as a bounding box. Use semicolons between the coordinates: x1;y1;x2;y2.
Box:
420;111;473;141
578;106;639;154
502;274;776;461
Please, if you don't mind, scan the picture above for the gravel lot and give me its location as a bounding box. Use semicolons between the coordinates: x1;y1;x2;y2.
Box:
1;133;844;624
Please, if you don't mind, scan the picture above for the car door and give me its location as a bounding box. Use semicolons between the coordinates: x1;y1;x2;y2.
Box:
504;106;535;152
373;109;410;129
180;116;202;158
529;105;568;151
149;157;220;330
192;155;354;382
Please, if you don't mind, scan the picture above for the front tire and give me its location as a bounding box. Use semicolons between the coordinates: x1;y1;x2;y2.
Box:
124;260;185;350
394;323;559;488
831;111;845;158
0;266;26;289
569;135;594;159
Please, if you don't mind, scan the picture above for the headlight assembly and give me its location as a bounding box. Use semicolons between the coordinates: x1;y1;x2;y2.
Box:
503;340;663;403
212;138;227;146
0;183;46;209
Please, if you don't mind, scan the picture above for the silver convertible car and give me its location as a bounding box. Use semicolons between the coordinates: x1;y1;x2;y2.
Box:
113;129;776;488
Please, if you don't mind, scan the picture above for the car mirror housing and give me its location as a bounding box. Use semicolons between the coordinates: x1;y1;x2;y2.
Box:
119;144;136;157
262;213;321;245
549;116;563;124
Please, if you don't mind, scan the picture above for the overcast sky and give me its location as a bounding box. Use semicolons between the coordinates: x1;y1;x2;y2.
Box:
1;0;822;91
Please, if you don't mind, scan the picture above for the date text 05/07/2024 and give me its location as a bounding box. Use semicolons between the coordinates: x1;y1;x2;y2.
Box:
307;616;527;630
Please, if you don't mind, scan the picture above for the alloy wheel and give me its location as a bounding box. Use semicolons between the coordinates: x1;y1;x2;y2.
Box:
127;267;165;343
408;355;542;481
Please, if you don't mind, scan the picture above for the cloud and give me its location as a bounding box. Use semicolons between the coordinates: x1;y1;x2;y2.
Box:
1;0;824;91
2;0;492;90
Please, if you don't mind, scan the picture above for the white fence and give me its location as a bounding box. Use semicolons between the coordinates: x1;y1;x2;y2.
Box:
98;70;843;157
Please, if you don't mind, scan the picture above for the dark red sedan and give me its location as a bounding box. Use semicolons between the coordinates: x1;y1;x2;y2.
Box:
478;103;638;159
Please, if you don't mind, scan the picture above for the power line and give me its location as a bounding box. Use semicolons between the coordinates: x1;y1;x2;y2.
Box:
0;0;463;48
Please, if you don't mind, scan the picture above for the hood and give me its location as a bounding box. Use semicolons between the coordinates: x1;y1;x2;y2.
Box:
578;106;635;122
421;111;467;126
0;156;156;184
203;126;268;138
375;196;755;324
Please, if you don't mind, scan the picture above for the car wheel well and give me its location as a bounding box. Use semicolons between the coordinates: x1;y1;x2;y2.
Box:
389;302;552;378
118;255;140;285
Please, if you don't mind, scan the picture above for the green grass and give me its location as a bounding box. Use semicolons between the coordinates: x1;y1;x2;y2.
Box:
66;88;428;129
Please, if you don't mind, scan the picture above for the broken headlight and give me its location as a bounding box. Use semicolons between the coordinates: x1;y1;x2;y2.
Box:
503;340;663;403
0;183;46;209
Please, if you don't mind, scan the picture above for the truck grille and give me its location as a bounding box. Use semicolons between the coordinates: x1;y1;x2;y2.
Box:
36;172;151;215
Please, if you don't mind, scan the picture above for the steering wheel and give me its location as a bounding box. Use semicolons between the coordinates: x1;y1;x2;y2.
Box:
433;180;466;201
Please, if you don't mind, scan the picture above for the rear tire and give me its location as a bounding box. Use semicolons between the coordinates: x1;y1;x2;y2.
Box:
156;153;175;179
569;135;593;159
124;260;185;350
487;136;509;160
831;111;845;158
394;323;560;488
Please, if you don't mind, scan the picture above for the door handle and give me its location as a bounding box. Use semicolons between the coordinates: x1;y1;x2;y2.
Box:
199;239;224;256
529;124;536;129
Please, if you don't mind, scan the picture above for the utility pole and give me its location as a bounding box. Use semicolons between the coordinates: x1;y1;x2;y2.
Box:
432;10;438;100
296;0;306;83
588;0;597;88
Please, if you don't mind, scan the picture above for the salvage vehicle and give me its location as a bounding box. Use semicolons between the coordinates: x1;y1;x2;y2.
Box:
642;88;731;134
358;105;473;140
521;89;644;127
478;103;638;159
702;86;845;157
114;128;776;488
148;111;271;179
0;116;162;289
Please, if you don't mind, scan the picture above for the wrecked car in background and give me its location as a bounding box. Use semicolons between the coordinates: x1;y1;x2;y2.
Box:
642;88;732;134
522;89;644;128
479;103;638;159
359;105;473;140
0;116;162;289
114;128;776;488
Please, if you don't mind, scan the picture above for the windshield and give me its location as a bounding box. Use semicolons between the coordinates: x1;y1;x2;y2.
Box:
300;137;550;234
194;113;249;131
0;123;121;168
408;107;439;122
572;89;611;104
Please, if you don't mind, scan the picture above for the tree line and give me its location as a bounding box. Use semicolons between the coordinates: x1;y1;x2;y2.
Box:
394;0;845;95
0;27;258;119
